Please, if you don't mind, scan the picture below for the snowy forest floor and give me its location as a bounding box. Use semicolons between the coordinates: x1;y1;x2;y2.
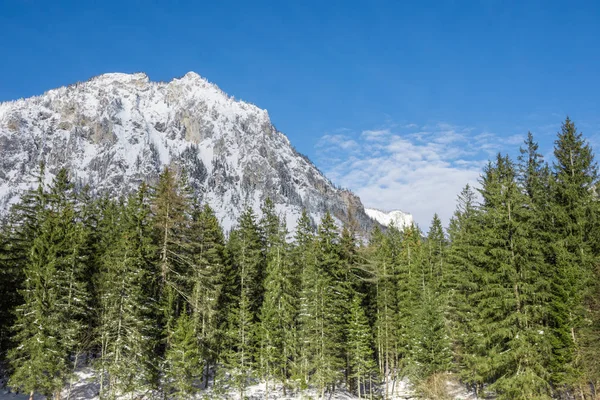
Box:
0;368;482;400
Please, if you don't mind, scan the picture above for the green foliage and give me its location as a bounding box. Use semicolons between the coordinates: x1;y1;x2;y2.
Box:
8;169;90;397
292;209;317;388
163;310;202;399
221;206;264;398
257;200;297;392
368;226;398;393
0;163;47;360
410;288;452;380
2;117;600;399
96;186;158;396
547;118;599;390
188;203;227;376
151;167;193;338
347;294;376;398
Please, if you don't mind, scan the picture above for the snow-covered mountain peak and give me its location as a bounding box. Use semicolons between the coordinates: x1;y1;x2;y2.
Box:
0;72;375;234
365;208;414;229
88;72;150;85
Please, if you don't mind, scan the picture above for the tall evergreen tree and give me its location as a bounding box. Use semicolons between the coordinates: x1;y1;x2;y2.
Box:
311;212;346;397
0;163;48;361
293;209;318;389
368;226;398;398
395;223;424;372
446;185;484;390
410;288;452;381
222;207;264;398
8;169;90;399
409;215;452;382
258;207;296;395
96;186;158;397
473;155;552;399
347;293;376;399
425;213;447;290
151;167;193;339
187;203;226;385
163;309;202;399
547;118;599;393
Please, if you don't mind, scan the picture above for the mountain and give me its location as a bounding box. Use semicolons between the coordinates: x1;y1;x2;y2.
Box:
365;208;413;229
0;72;375;232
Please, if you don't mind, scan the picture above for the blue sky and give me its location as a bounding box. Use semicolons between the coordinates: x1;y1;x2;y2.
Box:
1;0;599;226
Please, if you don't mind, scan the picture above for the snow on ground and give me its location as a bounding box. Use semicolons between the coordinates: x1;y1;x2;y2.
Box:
1;369;481;399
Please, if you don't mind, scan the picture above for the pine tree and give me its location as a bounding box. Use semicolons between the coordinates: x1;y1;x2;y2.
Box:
96;185;158;396
347;293;376;399
187;203;226;385
473;155;552;399
0;217;18;361
151;167;193;339
425;214;447;290
395;223;424;372
8;169;90;399
409;215;452;382
163;309;202;399
446;185;484;390
0;163;47;361
367;226;398;398
547;118;599;393
222;206;264;398
258;207;296;395
411;288;452;381
339;223;365;391
311;212;346;397
293;209;318;389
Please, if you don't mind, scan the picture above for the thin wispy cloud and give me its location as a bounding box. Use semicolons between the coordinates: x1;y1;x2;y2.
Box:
316;123;523;228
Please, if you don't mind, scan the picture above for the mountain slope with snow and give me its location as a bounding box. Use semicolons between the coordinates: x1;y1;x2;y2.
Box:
365;208;413;229
0;72;372;232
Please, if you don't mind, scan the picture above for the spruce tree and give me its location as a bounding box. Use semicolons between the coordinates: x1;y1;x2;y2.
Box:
222;206;264;398
163;309;202;399
151;167;193;339
410;288;452;381
8;169;90;399
395;223;424;371
409;215;452;382
347;293;376;399
368;226;398;397
0;163;47;361
96;186;158;396
312;212;346;397
258;208;296;395
425;213;447;290
446;185;484;390
187;203;226;385
547;118;599;393
293;209;318;389
473;155;552;399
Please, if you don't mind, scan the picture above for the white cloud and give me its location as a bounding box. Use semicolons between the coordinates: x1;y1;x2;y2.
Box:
361;129;391;141
315;122;515;228
316;134;358;151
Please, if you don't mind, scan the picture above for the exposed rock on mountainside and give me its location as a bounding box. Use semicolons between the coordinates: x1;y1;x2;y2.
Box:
0;72;375;232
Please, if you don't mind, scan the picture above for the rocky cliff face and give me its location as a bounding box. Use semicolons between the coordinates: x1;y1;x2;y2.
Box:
0;72;375;233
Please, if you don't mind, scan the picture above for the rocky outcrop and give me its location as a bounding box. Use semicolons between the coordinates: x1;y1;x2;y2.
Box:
0;72;375;233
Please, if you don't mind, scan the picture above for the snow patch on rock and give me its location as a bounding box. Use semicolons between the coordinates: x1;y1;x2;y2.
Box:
365;208;414;229
0;72;374;233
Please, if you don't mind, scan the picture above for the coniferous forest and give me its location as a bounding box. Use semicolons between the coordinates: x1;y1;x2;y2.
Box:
1;118;600;399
